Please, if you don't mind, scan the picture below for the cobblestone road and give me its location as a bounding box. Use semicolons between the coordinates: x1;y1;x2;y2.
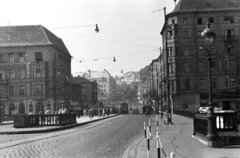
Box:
0;114;152;158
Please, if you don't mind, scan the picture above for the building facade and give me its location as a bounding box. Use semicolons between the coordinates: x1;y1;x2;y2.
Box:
160;0;240;110
0;25;82;115
90;70;116;106
71;77;98;109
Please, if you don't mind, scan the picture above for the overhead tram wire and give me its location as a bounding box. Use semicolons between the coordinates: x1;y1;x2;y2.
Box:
52;31;157;49
99;8;165;25
73;49;159;62
49;8;165;30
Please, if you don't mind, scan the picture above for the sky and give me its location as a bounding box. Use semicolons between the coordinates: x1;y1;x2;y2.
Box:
0;0;176;77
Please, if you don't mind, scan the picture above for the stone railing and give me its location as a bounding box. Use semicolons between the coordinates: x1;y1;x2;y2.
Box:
13;114;76;128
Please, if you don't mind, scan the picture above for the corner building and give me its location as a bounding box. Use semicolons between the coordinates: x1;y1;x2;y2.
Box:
161;0;240;110
0;25;82;115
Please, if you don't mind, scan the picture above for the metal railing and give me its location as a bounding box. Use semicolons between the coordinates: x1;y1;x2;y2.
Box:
215;111;238;132
193;113;208;136
174;109;239;137
173;109;195;119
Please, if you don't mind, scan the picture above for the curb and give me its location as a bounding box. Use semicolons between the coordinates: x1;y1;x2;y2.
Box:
0;122;13;126
122;136;144;158
0;114;120;135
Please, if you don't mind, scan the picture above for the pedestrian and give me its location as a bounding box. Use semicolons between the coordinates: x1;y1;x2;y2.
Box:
107;108;110;116
88;109;93;120
102;108;105;117
77;109;80;118
45;108;51;115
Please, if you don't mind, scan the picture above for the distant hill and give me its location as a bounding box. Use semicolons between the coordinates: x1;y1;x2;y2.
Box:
115;71;139;85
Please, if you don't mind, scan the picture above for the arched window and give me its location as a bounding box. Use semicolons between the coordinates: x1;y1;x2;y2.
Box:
29;104;33;112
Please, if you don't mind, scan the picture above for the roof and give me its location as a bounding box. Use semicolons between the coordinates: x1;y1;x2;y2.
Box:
170;0;240;15
91;70;112;78
0;25;70;55
71;77;91;84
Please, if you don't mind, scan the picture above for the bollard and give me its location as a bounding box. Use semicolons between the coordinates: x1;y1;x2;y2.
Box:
170;152;175;158
149;119;151;132
147;126;150;158
156;132;161;158
144;122;147;147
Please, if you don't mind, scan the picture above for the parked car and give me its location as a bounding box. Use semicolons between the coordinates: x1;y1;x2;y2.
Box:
132;108;139;114
199;107;209;113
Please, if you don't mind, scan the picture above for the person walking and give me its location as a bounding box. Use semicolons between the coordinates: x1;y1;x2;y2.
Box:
88;109;93;120
77;109;80;118
102;108;105;117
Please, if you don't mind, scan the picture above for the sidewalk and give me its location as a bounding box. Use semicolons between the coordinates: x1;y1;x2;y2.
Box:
123;114;240;158
0;114;119;134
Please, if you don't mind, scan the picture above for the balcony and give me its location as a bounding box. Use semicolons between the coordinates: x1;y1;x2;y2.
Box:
0;79;8;84
224;35;237;42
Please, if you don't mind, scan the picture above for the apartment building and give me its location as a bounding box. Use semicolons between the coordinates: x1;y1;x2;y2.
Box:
159;0;240;110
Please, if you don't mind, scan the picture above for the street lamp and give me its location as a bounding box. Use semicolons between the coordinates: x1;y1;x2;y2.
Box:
201;22;219;147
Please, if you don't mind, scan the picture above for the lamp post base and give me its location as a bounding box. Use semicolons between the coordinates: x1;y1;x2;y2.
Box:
206;107;219;147
207;140;220;147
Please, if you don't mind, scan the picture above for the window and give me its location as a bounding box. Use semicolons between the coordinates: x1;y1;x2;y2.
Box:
224;30;234;39
225;45;235;54
169;63;174;73
209;17;214;23
35;52;43;61
9;69;15;79
0;73;2;79
183;18;187;25
169;47;173;56
185;79;190;90
184;31;188;38
9;54;14;63
229;60;235;71
33;84;41;95
184;46;189;56
0;87;4;97
212;78;216;89
230;78;236;88
29;104;33;112
199;62;204;72
211;61;216;71
184;63;190;72
199;79;205;90
9;85;14;96
19;85;25;96
197;31;202;38
36;68;41;78
199;47;204;55
19;69;25;78
19;53;24;63
172;19;175;24
197;18;202;25
224;16;233;23
0;54;3;63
